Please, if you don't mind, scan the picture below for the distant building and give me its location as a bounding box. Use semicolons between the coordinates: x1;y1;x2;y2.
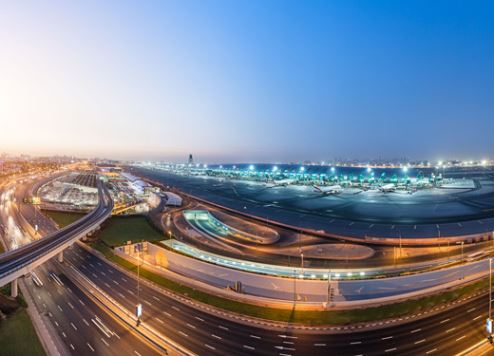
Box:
188;154;194;166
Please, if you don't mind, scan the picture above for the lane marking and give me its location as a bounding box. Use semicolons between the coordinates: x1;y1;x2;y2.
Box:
381;336;393;340
86;342;95;352
415;339;426;344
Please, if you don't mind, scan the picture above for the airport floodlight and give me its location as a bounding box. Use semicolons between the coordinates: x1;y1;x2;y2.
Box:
203;164;208;168
360;271;365;276
272;165;278;172
402;166;408;173
366;167;371;173
438;160;443;166
219;165;223;169
249;165;255;171
331;167;336;173
482;160;488;166
300;166;305;172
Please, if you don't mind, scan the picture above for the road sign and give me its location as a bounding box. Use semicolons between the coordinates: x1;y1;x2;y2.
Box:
486;318;492;334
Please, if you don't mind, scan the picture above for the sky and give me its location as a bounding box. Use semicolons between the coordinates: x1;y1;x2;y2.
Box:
0;1;493;163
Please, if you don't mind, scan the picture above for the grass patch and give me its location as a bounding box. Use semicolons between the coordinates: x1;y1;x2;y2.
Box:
97;216;165;247
91;240;488;325
43;210;85;228
0;308;45;356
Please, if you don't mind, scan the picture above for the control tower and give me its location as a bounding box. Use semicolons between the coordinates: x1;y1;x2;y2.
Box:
188;154;194;166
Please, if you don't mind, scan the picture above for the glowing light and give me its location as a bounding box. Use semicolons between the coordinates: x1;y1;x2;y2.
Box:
402;166;408;173
249;165;255;171
272;165;278;172
482;160;487;166
330;167;336;173
366;167;371;173
300;166;305;172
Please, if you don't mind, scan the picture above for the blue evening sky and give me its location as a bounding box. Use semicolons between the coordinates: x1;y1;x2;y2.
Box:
0;1;493;162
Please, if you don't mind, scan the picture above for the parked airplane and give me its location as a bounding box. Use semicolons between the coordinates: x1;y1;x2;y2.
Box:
314;184;343;195
379;183;396;192
266;178;297;187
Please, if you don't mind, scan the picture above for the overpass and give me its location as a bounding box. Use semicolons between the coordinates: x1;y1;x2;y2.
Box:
0;179;113;297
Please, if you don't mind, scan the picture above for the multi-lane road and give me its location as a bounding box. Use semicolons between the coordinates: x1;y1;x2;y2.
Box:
0;176;159;356
3;174;494;355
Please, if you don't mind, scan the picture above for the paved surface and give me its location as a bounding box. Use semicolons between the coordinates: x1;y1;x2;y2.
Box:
135;168;494;239
6;173;494;355
0;176;159;356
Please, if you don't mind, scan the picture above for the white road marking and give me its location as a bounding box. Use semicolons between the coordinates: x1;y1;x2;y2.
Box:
440;318;450;324
187;323;196;329
381;336;393;340
426;349;437;354
205;344;215;350
195;316;204;322
244;345;255;350
350;341;362;345
101;338;109;347
385;348;397;352
415;339;426;344
250;335;261;339
71;322;77;330
456;335;466;342
212;334;222;340
179;331;188;337
219;325;229;331
86;342;95;352
314;343;326;347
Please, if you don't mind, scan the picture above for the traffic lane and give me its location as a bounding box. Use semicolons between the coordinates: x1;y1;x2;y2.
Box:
34;261;159;356
69;245;494;356
63;248;264;356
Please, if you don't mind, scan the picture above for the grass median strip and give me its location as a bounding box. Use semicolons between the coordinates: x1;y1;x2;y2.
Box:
91;240;488;326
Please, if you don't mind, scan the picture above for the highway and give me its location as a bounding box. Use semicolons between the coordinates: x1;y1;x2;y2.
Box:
0;175;160;356
0;179;113;286
5;173;494;355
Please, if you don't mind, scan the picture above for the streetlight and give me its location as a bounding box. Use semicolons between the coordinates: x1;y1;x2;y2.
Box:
136;241;143;326
488;258;493;342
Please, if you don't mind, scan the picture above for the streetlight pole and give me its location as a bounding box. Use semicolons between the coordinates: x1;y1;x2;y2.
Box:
490;258;492;321
301;252;304;278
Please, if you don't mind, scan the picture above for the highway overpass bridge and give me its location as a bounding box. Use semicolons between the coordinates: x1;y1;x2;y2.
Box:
0;180;113;297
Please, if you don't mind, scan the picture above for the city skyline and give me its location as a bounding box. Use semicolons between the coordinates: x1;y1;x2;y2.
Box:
1;1;494;162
